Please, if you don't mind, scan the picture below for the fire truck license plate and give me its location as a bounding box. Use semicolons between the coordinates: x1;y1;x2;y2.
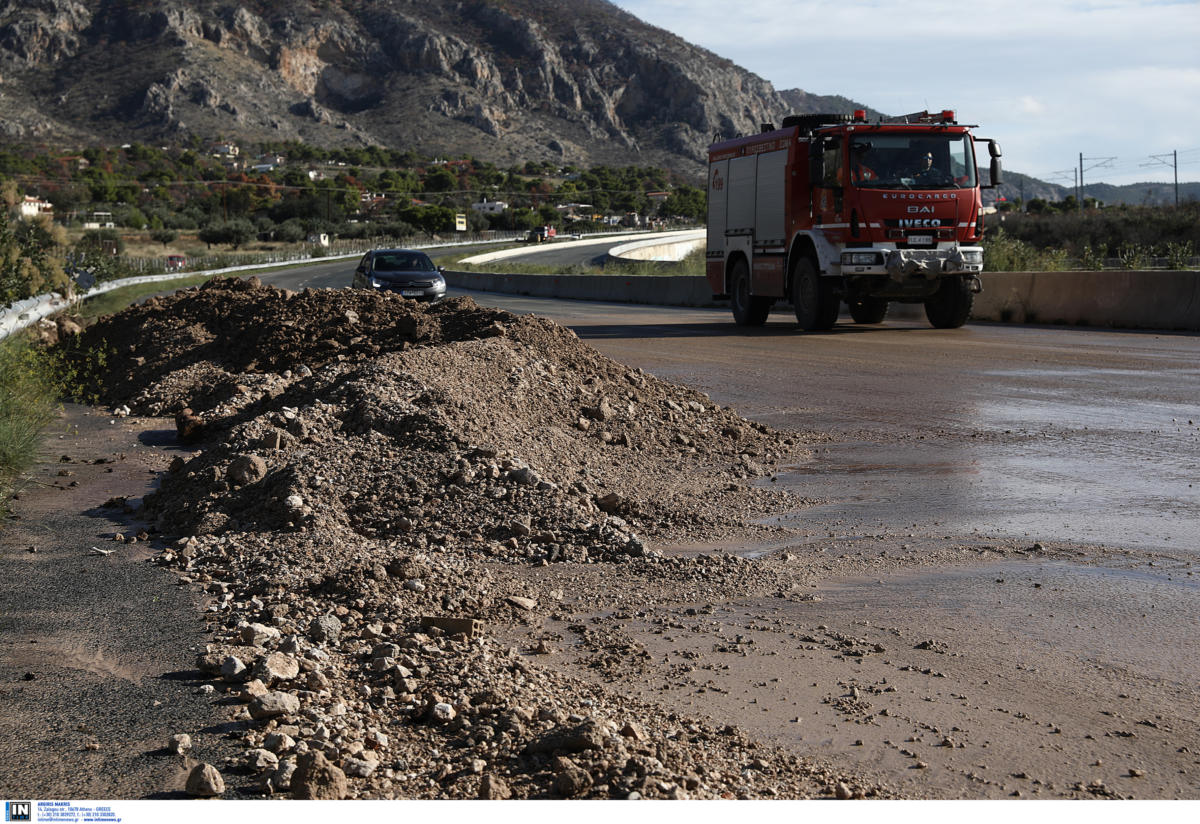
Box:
908;235;933;246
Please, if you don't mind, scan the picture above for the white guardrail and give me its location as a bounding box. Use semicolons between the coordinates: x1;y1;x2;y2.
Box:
0;232;537;343
0;253;360;342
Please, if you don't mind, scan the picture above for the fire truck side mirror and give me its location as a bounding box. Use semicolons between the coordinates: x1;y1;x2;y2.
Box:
980;139;1003;188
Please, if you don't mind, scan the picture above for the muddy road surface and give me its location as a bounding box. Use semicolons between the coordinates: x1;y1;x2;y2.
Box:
263;263;1200;798
3;270;1198;800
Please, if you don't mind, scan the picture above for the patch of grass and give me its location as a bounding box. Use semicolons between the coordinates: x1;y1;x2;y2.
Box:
0;334;61;516
984;230;1069;272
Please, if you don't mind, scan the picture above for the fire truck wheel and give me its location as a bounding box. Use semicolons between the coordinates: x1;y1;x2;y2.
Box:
791;258;839;331
849;297;889;324
924;275;974;328
730;259;771;326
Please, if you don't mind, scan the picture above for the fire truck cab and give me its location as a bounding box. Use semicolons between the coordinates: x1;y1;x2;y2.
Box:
706;110;1002;329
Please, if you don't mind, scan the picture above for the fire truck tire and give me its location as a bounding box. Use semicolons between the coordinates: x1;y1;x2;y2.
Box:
730;259;771;326
791;258;839;331
924;276;974;328
849;297;889;324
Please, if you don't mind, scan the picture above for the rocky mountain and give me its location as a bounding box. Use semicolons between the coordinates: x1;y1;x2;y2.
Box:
0;0;874;176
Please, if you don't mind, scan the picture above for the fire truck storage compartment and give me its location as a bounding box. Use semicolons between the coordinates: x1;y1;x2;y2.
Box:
727;155;756;234
709;148;789;261
754;150;787;246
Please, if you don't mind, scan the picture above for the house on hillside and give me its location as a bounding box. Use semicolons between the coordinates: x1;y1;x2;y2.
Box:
59;155;90;171
471;198;508;215
18;196;53;220
251;154;286;173
83;211;115;229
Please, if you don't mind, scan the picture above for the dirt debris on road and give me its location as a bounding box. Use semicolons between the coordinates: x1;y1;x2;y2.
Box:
46;277;890;799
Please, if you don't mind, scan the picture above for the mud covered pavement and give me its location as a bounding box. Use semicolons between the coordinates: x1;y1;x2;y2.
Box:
17;278;1199;801
39;277;878;799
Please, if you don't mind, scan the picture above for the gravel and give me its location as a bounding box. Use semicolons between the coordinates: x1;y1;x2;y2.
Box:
60;278;883;800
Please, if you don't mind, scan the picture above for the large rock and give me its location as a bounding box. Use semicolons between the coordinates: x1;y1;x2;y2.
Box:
290;751;348;800
228;454;268;486
478;773;512;800
185;763;225;797
249;691;300;720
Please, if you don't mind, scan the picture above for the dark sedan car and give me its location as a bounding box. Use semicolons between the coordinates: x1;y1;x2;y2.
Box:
352;249;447;302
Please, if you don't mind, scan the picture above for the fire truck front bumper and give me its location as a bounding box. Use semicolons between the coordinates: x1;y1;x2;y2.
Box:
839;247;984;280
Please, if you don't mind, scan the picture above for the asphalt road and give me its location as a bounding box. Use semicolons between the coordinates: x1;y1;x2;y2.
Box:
263;256;1200;554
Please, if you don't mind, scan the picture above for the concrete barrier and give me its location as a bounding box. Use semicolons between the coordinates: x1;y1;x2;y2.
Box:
974;270;1200;330
444;268;1200;332
444;270;718;307
606;230;706;263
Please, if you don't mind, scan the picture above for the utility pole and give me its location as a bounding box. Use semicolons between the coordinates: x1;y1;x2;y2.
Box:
1143;151;1179;206
1078;154;1117;211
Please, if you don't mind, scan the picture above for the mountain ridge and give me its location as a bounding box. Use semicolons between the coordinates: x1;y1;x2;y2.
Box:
0;0;856;176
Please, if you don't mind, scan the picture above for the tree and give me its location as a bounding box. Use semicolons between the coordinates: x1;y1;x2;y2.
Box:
660;185;705;221
1;205;69;303
150;228;177;248
396;204;455;236
423;168;458;193
273;220;307;243
118;206;148;229
222;218;256;249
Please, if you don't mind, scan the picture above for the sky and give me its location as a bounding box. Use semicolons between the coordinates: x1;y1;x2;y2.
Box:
612;0;1200;188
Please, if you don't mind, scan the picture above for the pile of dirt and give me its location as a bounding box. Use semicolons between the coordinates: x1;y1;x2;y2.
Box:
72;277;508;415
79;278;803;552
73;279;882;799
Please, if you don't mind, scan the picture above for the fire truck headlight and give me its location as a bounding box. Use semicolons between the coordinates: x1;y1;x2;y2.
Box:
961;250;983;264
842;251;883;266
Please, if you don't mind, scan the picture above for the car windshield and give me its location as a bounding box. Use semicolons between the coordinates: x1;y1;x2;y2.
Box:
373;252;434;272
848;134;977;190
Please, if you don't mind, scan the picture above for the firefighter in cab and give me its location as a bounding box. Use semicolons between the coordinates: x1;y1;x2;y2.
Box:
850;142;877;184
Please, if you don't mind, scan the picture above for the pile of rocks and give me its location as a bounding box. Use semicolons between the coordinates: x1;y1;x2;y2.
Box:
76;279;878;799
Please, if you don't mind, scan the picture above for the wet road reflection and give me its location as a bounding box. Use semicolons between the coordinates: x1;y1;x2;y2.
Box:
776;360;1200;552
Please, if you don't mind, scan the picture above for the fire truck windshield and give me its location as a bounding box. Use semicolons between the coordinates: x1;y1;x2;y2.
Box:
848;134;977;190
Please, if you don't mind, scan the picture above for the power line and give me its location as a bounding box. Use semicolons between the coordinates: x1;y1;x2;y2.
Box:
1142;151;1180;206
1079;154;1117;210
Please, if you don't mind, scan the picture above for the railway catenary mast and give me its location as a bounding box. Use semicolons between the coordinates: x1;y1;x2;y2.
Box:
706;110;1003;329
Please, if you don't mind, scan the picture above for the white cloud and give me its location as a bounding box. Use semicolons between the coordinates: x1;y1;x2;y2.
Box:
614;0;1200;184
1017;97;1046;116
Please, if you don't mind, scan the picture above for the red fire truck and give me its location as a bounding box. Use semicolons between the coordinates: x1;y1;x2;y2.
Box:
706;110;1002;329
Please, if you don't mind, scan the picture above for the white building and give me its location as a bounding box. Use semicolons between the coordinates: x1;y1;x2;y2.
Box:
18;196;53;220
471;199;509;215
